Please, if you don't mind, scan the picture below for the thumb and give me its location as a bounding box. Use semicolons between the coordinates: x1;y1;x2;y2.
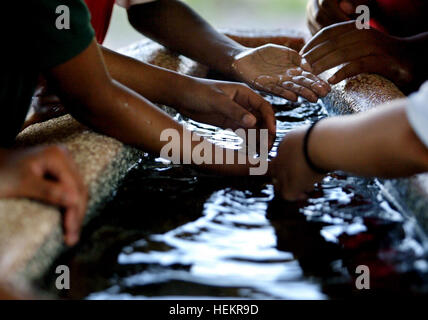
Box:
218;96;257;129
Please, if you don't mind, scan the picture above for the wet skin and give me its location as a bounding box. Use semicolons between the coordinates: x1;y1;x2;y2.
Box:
305;0;428;92
301;21;428;92
0;145;87;246
25;0;333;129
270;99;428;201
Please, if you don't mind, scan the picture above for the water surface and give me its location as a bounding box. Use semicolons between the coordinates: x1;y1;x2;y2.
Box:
44;97;428;299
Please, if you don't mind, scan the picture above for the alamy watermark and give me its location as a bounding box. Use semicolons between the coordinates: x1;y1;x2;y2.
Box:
355;5;370;30
355;265;370;290
55;265;70;290
55;5;70;30
160;128;269;176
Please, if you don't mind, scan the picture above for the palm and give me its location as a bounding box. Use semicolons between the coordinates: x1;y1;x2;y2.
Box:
232;44;330;102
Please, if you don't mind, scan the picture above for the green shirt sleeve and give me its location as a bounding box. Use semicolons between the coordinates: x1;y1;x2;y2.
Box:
30;0;95;70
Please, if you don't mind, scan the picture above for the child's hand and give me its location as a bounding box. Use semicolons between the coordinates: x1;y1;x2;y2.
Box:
178;79;277;147
269;127;326;201
306;0;368;34
231;44;330;102
0;145;87;246
301;21;415;89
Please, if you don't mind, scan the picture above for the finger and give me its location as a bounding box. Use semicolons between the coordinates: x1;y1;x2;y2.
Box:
30;178;82;246
216;95;257;129
301;71;331;96
328;55;410;85
63;204;82;246
280;81;319;103
291;71;331;98
269;85;299;102
303;29;362;65
234;87;277;136
301;20;357;54
26;179;70;208
253;77;299;102
311;42;379;75
44;146;86;202
43;146;87;230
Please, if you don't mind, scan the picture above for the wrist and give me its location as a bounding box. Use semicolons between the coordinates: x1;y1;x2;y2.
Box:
225;45;249;79
305;118;337;173
162;73;197;109
303;120;329;174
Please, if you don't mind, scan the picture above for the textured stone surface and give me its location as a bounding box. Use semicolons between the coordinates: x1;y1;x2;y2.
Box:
0;41;207;294
322;74;428;234
2;30;427;298
1;116;143;291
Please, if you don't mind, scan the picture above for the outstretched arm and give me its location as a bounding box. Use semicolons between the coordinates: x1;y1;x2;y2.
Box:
47;40;260;176
126;0;330;101
102;46;276;135
270;99;428;200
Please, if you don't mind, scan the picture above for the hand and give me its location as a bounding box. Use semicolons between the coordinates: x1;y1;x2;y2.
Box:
24;77;66;129
306;0;367;34
269;126;326;201
301;21;415;89
0;146;88;246
178;78;277;147
231;44;330;102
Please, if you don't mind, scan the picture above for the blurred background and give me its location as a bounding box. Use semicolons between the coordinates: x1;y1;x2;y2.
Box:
104;0;309;49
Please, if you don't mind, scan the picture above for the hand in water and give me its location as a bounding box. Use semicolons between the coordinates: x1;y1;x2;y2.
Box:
178;78;277;148
270;126;326;201
232;44;330;103
0;146;87;246
301;21;417;90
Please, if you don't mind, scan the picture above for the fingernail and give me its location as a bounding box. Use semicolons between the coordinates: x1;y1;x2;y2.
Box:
241;114;256;127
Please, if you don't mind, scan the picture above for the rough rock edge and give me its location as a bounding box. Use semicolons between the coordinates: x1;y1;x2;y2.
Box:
0;40;208;295
322;73;428;234
19;143;143;287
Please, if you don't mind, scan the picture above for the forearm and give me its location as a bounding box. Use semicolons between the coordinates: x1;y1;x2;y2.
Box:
65;79;183;153
64;80;255;175
310;100;428;177
127;0;246;77
49;40;255;176
102;46;193;107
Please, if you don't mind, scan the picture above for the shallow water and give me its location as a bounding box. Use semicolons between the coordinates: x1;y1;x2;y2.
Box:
43;97;428;299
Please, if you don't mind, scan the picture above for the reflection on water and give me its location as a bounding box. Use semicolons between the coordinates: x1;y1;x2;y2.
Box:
43;97;428;299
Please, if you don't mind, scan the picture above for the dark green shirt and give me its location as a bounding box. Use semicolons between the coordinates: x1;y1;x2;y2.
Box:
0;0;95;146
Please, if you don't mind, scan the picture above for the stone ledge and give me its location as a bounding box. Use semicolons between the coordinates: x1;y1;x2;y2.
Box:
1;115;144;291
0;41;208;295
322;74;428;234
3;31;426;297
